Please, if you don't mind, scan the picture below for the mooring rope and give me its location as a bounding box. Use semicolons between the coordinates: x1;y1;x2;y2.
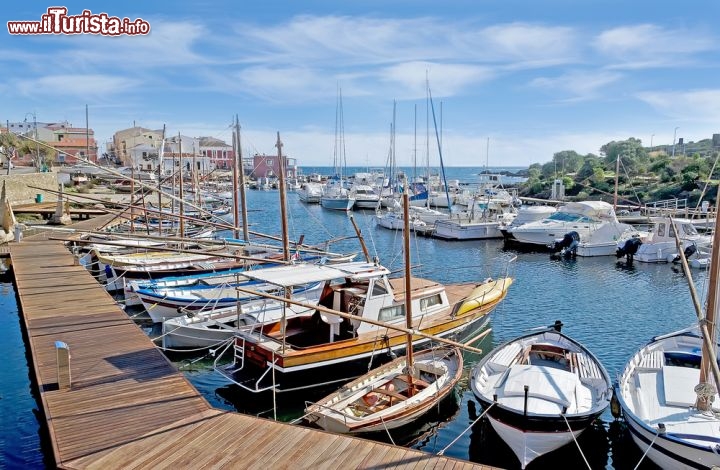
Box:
561;413;591;469
437;402;495;456
380;415;396;446
634;425;663;470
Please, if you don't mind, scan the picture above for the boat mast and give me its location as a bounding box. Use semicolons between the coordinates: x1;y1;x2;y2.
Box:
428;88;452;211
276;132;290;262
235;115;249;242
178;132;184;239
696;210;720;410
613;154;620;212
413;104;417;182
402;191;415;395
158;124;165;236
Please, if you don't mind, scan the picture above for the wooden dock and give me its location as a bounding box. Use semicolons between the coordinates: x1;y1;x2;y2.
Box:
14;201;109;220
10;228;497;468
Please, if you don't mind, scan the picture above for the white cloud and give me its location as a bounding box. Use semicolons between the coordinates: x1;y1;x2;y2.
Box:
378;62;494;99
530;70;622;100
637;89;720;122
17;74;140;97
594;24;716;68
468;23;578;63
235;15;445;67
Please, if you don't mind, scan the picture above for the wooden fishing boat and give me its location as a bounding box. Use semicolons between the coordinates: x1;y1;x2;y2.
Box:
470;322;611;469
305;347;462;433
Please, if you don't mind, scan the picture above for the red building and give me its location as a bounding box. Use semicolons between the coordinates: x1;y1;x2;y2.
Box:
251;154;297;180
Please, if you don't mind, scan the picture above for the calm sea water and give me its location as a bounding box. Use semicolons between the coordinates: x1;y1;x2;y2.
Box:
2;167;705;469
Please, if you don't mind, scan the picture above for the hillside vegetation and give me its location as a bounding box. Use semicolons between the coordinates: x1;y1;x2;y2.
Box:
519;137;719;207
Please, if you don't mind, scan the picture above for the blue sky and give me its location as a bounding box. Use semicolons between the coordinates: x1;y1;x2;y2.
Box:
3;1;719;167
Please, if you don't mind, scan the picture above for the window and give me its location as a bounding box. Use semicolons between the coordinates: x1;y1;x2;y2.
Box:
371;279;388;296
378;305;405;322
657;223;665;237
420;294;443;311
266;159;273;166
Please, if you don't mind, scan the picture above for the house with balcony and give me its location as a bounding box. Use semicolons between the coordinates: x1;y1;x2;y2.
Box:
199;137;234;170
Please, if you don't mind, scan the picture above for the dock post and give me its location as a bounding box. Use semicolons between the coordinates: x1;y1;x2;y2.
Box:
55;341;71;390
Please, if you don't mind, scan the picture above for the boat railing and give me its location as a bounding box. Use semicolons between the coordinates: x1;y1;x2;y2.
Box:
644;198;689;217
212;337;279;393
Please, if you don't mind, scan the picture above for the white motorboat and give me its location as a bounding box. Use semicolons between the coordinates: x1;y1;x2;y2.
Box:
470;322;611;468
434;201;517;240
507;201;635;252
616;216;713;263
298;182;323;204
350;184;380;209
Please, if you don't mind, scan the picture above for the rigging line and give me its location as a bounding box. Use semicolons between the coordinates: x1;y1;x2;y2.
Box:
561;413;591;470
617;157;644;207
358;208;379;262
437;401;495;456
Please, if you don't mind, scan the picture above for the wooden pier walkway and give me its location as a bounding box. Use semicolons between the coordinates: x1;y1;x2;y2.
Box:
10;228;496;468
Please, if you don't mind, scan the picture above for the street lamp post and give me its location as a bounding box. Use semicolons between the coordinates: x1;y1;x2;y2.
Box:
672;127;679;158
24;112;40;171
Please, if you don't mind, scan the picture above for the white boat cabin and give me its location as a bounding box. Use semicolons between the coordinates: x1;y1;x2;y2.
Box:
241;261;451;342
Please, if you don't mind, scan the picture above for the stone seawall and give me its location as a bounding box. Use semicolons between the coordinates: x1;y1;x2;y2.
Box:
0;172;59;205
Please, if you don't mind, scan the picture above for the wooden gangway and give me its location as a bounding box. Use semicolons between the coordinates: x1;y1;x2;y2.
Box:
10;231;496;468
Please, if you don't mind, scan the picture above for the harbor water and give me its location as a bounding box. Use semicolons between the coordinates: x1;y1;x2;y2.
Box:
1;167;705;469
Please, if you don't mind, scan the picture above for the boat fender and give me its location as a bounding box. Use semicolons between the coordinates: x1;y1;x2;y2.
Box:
610;393;622;419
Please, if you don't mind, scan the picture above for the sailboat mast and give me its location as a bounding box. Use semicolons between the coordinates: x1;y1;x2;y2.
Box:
158;124;165;236
428;88;452;211
413;104;417;181
276;132;290;262
697;209;720;410
613;155;620;211
178;132;184;238
402;191;414;392
235;116;249;242
231;119;241;239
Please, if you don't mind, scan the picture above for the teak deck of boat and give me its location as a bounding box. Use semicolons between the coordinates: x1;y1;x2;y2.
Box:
10;225;498;468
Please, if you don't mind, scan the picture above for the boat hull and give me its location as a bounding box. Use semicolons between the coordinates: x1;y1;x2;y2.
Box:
433;220;503;240
321;197;355;211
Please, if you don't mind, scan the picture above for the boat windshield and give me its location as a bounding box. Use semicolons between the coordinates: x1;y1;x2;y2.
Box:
545;212;593;223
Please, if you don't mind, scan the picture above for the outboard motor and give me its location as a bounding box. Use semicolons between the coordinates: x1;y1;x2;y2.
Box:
616;236;642;262
672;243;698;263
552;231;580;259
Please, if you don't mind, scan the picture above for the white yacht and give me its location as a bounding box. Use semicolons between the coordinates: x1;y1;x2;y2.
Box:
506;201;635;252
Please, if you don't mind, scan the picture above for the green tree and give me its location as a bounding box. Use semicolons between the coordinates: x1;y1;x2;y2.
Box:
552;150;584;174
601;138;649;175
